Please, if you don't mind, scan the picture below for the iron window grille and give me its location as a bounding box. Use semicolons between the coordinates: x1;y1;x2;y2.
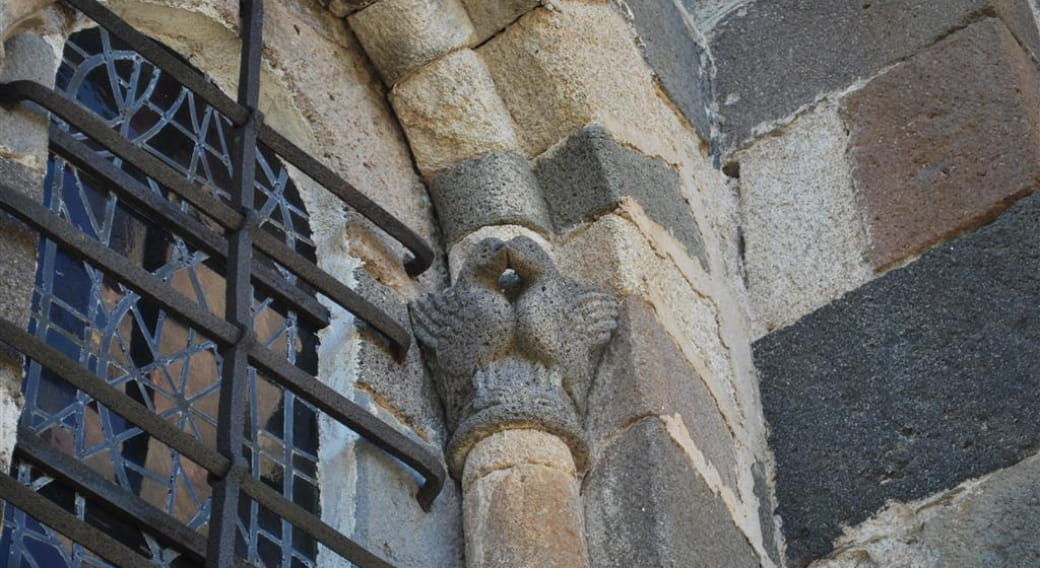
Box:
0;1;445;567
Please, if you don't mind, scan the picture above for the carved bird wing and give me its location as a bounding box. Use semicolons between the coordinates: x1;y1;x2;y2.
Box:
410;287;476;377
558;281;619;415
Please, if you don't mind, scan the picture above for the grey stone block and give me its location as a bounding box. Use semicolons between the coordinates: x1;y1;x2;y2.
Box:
754;191;1040;566
586;295;738;493
585;418;759;568
0;160;43;329
618;0;712;141
534;126;708;269
1;33;60;163
427;152;551;246
354;271;449;444
709;0;1037;151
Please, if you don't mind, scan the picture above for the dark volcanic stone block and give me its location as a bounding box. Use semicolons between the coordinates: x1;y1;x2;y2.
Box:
754;191;1040;566
428;152;552;246
535;125;708;269
617;0;712;141
843;18;1040;269
585;418;759;568
709;0;1033;151
586;295;738;492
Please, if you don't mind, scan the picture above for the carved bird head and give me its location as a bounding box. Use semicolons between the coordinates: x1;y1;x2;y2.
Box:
502;236;557;293
458;238;510;289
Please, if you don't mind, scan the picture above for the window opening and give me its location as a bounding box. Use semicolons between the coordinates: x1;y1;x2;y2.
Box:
0;1;444;567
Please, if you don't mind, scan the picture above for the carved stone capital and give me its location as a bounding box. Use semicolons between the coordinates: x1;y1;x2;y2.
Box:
410;236;619;477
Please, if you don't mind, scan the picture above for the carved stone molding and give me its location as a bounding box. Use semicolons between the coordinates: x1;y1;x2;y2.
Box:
410;236;619;477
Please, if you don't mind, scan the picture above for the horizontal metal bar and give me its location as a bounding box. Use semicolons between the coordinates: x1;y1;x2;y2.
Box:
0;80;411;351
60;0;248;124
60;0;434;276
0;472;156;568
235;468;394;568
0;319;232;476
253;229;410;352
14;427;208;565
257;127;434;276
0;181;241;346
249;345;445;510
49;126;332;330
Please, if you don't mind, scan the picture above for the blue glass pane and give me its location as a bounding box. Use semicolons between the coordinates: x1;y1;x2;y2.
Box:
3;26;320;568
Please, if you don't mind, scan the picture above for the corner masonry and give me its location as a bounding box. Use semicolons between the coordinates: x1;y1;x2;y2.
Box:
336;0;778;566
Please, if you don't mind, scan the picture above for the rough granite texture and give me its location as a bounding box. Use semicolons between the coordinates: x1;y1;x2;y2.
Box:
586;295;738;493
585;418;759;568
815;452;1040;568
709;0;1037;151
348;0;477;85
535;126;708;269
428;152;552;246
755;190;1040;566
737;103;872;337
0;32;59;170
842;18;1040;269
620;0;712;140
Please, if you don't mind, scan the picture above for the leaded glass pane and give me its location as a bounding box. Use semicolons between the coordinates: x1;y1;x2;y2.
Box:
1;26;321;568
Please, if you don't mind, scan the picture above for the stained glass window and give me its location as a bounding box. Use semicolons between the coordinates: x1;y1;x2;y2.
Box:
1;26;322;568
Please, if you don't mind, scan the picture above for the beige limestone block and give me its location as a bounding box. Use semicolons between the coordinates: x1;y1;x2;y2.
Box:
479;1;682;161
463;430;588;568
736;103;873;338
461;0;540;42
391;49;521;177
349;0;477;85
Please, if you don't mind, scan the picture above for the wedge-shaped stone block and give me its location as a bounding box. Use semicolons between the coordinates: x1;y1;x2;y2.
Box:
349;0;477;85
842;18;1040;269
390;49;521;177
479;2;677;160
585;418;759;567
535;125;707;268
586;296;738;492
460;0;540;42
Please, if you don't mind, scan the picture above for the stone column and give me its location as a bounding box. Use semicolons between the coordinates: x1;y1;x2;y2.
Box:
410;235;618;568
463;430;588;568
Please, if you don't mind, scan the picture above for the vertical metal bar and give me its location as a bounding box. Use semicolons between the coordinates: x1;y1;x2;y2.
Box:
206;1;265;566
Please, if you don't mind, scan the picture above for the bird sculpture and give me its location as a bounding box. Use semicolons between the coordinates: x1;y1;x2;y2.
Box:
410;236;619;462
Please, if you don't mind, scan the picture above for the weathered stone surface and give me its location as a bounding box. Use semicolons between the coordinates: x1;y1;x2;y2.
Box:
410;237;618;476
585;418;759;568
350;271;446;443
463;430;587;568
478;2;681;161
321;0;378;18
535;125;708;268
555;212;742;435
347;435;465;568
621;0;712;140
586;295;738;492
710;0;1038;150
460;0;540;42
814;452;1040;568
752;461;782;566
737;103;872;336
754;190;1040;566
429;152;552;246
348;0;476;85
842;18;1040;269
391;49;521;177
0;33;60;171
